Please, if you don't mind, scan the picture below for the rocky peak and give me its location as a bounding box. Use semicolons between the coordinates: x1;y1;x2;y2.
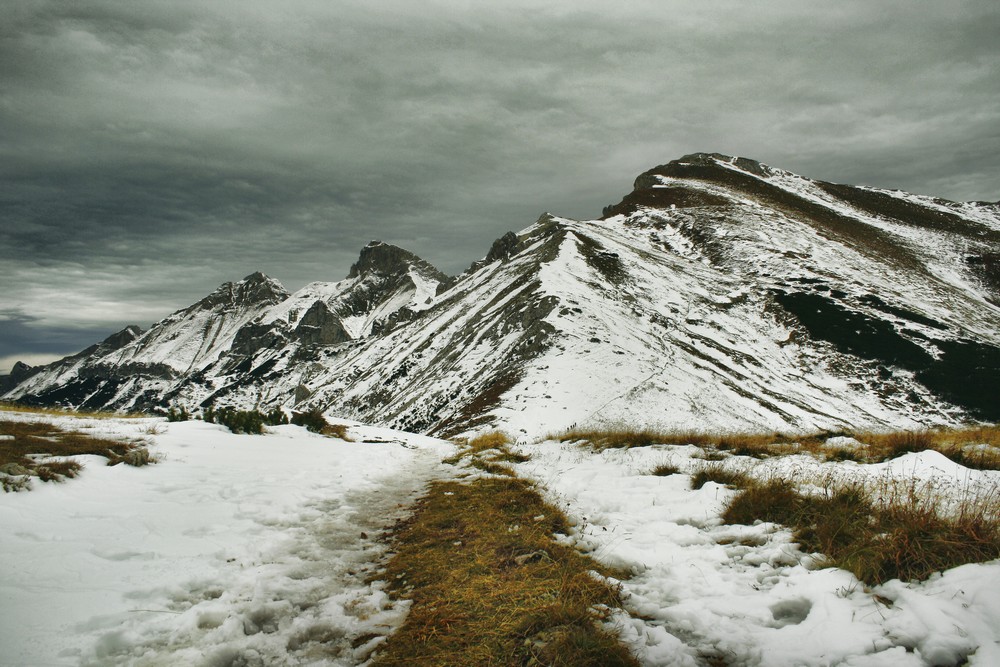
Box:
485;231;522;263
193;272;289;312
347;241;448;283
639;153;775;186
0;360;40;393
674;152;767;170
100;325;143;351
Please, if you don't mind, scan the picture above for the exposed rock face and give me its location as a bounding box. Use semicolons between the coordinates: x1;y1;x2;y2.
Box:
1;361;36;393
5;154;999;435
294;301;352;345
195;272;289;311
485;231;522;263
348;241;449;282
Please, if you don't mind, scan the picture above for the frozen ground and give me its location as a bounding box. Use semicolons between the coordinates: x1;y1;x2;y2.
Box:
0;413;453;666
3;412;999;666
511;439;1000;667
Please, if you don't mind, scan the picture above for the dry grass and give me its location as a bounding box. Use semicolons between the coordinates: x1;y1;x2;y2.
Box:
554;425;1000;471
370;476;638;667
848;425;1000;469
554;427;718;449
721;476;1000;584
1;419;153;491
690;462;751;490
555;427;840;458
444;431;514;466
648;462;682;477
0;401;145;419
321;423;353;441
853;430;934;461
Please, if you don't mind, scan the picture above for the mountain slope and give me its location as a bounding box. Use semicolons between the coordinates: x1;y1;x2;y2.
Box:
5;154;999;435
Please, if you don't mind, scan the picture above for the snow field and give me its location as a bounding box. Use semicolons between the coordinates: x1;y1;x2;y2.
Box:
0;414;453;666
510;439;1000;667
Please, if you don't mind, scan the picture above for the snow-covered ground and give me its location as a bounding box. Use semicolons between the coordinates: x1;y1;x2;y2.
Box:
4;411;1000;666
0;413;453;666
511;439;1000;667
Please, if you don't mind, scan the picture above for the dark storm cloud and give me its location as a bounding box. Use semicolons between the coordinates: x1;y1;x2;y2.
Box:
0;309;120;372
2;0;999;372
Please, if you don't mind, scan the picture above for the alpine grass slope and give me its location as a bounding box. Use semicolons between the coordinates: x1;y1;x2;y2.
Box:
5;153;999;437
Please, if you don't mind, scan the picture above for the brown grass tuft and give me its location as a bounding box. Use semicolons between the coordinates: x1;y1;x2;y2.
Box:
321;423;353;441
855;430;934;461
721;477;1000;584
648;463;682;477
690;462;750;490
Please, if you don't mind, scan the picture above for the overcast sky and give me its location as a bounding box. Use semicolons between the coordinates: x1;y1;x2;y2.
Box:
2;0;998;373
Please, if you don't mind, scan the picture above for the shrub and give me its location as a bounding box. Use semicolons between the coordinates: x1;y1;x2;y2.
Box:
166;406;189;422
291;409;328;433
215;408;265;435
859;505;1000;583
265;408;289;426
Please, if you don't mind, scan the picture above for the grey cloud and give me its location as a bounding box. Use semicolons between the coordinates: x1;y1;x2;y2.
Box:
2;0;999;364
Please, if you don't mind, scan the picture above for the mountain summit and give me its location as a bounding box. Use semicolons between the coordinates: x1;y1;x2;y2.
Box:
6;154;999;436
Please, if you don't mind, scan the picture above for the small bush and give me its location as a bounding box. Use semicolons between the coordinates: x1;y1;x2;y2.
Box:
859;505;1000;583
166;406;189;422
215;408;265;435
291;409;329;434
471;458;516;477
265;407;289;426
493;450;531;464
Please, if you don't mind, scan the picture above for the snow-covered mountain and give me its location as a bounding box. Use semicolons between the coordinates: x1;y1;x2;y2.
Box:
6;153;999;437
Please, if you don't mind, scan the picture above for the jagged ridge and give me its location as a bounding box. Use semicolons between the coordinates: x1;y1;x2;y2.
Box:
5;154;999;435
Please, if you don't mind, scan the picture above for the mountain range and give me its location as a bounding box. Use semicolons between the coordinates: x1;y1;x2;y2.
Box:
4;153;999;438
